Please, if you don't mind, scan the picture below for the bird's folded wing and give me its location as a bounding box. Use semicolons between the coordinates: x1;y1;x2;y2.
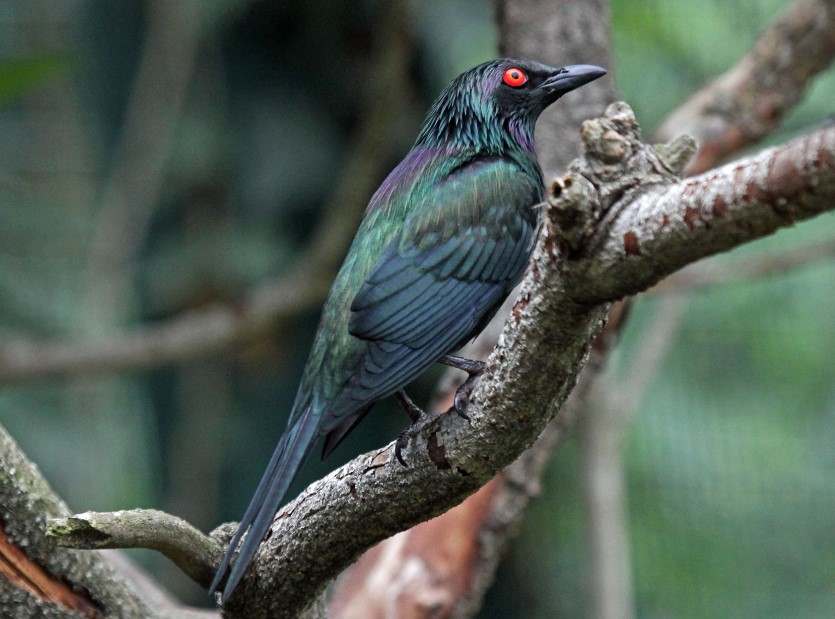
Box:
349;231;527;348
349;154;537;342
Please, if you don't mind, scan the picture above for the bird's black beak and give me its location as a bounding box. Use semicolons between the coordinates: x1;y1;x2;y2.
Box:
541;64;607;97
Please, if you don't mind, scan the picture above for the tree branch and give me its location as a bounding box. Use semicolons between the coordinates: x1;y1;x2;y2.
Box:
0;419;221;618
0;275;327;384
52;102;834;617
47;509;223;590
0;423;184;618
560;104;834;303
654;0;835;174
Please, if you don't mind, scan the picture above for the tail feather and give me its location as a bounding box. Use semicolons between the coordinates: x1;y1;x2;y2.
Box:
209;406;320;602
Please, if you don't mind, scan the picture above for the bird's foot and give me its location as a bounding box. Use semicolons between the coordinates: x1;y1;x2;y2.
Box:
439;354;487;419
394;390;441;467
394;414;442;467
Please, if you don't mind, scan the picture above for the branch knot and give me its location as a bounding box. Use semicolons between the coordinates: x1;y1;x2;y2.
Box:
547;102;697;259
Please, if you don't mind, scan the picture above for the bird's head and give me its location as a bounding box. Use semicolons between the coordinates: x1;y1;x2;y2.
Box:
416;58;606;153
489;59;606;120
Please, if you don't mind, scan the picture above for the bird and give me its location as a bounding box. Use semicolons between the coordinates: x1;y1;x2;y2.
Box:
210;57;606;602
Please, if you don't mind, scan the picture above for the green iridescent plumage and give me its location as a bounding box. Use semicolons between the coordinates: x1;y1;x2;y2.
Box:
211;58;605;602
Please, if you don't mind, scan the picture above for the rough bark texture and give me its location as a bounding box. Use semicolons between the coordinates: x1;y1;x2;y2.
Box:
561;105;835;303
0;426;152;618
221;294;607;618
327;382;579;619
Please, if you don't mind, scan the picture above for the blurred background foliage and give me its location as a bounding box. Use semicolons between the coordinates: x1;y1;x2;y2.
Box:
0;0;833;615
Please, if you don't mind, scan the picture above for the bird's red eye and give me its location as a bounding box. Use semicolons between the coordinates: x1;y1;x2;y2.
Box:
502;67;527;87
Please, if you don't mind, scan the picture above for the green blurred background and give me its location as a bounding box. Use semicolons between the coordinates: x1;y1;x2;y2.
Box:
0;0;833;616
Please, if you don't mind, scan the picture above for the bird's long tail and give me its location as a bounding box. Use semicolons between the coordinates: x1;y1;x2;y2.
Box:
209;405;320;602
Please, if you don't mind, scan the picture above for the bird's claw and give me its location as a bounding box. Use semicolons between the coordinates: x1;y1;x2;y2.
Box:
451;375;479;420
394;390;432;466
394;431;412;467
394;411;441;467
440;356;487;419
391;360;485;466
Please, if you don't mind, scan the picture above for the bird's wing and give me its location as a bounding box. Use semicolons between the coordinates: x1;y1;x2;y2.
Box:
349;228;527;346
340;155;539;414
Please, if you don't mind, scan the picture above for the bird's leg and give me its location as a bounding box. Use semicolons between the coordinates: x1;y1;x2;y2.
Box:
439;354;487;419
394;390;440;467
393;357;486;466
394;389;425;424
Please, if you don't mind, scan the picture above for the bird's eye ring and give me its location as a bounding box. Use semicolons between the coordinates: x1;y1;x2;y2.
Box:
502;67;528;88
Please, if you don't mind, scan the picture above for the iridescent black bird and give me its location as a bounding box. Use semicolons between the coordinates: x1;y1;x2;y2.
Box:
211;58;605;601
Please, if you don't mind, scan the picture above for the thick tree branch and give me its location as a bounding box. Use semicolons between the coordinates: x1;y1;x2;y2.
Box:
655;0;835;174
0;421;220;618
0;424;173;618
560;104;834;303
327;300;634;619
0;525;99;618
56;102;834;617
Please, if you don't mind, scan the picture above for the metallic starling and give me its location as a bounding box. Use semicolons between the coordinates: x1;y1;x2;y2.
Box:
210;58;606;602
